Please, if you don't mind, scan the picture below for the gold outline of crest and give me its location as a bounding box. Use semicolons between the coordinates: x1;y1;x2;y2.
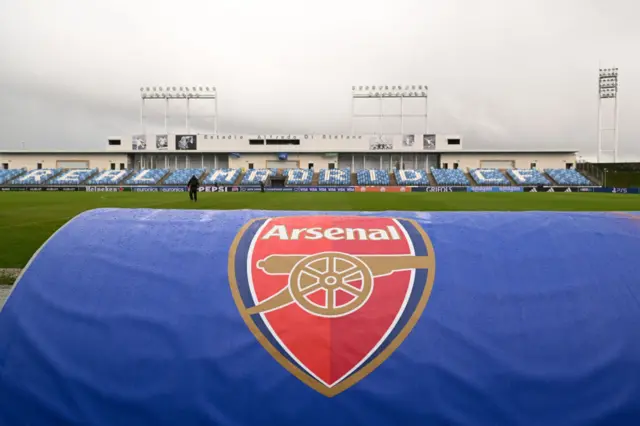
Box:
228;217;436;397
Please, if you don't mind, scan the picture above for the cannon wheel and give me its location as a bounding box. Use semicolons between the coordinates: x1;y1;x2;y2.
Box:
289;252;373;317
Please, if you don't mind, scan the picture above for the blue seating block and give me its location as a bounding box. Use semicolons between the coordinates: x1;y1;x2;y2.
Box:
285;169;313;185
508;169;550;185
545;169;592;186
318;168;351;185
49;169;98;185
241;169;272;185
470;169;510;185
203;169;241;185
86;170;132;185
430;168;470;185
12;168;63;185
125;169;169;185
394;169;429;186
164;169;206;185
0;169;26;185
356;170;390;185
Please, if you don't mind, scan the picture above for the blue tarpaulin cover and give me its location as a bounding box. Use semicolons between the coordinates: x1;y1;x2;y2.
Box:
1;209;640;426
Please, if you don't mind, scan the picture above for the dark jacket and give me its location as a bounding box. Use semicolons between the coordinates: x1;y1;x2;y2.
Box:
187;176;200;190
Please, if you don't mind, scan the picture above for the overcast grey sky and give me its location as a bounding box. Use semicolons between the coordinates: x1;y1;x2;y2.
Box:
0;0;638;159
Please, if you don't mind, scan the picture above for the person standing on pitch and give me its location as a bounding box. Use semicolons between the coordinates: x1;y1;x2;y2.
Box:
187;175;200;202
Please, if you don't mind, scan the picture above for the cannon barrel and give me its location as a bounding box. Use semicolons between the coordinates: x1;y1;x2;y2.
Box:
359;255;432;277
257;253;432;277
257;255;305;274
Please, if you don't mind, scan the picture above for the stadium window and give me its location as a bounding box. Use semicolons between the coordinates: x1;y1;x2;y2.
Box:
1;163;8;170
249;139;265;145
566;163;573;170
110;163;116;170
308;163;314;169
447;139;461;145
108;139;121;146
248;163;254;169
453;163;459;169
120;163;125;170
328;163;335;170
530;162;537;169
265;139;300;145
443;163;448;169
37;163;42;169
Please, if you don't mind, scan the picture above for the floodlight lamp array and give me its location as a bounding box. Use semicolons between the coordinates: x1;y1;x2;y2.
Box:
140;86;217;99
599;68;618;78
352;85;428;97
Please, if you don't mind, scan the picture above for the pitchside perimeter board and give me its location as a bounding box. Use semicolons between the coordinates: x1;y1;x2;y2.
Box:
1;209;640;425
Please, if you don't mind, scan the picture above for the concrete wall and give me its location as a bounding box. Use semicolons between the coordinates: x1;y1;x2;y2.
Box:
439;153;577;170
0;153;129;170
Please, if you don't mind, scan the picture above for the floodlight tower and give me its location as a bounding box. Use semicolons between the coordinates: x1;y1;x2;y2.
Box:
351;85;428;135
140;86;218;134
597;68;619;163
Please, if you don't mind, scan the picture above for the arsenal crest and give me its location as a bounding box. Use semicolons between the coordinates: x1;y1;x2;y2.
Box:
228;216;436;396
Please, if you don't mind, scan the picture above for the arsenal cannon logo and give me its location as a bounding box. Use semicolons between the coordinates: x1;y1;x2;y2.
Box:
228;216;436;396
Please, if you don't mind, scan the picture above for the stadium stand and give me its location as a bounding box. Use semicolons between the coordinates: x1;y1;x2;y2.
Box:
318;168;351;185
11;168;63;185
357;169;390;185
394;169;429;186
203;168;241;185
49;168;98;185
469;168;510;185
241;169;272;185
0;169;25;185
545;169;592;186
285;169;314;185
430;167;470;185
164;168;206;185
508;169;550;185
86;169;131;185
124;169;169;185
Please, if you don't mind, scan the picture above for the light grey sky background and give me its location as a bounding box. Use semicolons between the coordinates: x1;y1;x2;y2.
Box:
0;0;638;160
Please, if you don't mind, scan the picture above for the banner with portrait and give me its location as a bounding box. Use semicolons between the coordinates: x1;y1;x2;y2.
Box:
132;135;147;151
175;134;197;150
156;135;168;151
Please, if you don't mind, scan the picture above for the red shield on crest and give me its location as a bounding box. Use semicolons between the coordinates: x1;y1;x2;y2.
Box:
229;216;435;396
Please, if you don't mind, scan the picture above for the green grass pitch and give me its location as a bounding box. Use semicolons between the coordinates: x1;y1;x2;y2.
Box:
0;191;639;268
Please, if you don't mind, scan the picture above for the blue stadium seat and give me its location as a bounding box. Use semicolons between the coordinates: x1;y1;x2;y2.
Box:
394;169;429;186
12;168;63;185
285;169;313;185
470;169;510;185
318;168;351;185
124;169;169;185
430;168;470;185
241;169;273;185
49;168;98;185
164;169;206;185
203;169;241;185
356;169;390;185
545;169;592;186
86;170;132;185
508;169;550;185
0;169;26;185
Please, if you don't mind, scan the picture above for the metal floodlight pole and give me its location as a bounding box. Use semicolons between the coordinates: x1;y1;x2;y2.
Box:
351;85;428;135
597;68;619;163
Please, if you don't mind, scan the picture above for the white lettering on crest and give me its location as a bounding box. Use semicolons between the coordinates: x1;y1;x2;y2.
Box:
261;225;402;241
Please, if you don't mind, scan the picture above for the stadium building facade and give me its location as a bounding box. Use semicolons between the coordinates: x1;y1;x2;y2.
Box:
1;133;577;172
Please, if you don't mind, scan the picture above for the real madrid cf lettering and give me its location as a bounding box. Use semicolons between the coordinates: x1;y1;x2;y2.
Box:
1;209;640;426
